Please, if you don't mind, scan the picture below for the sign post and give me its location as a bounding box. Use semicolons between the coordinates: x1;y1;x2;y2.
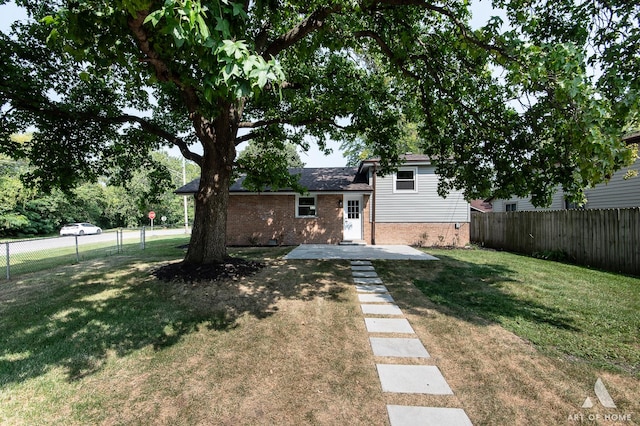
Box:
148;211;156;233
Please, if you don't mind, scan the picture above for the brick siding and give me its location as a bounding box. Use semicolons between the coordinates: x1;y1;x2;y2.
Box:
226;192;469;246
369;222;469;247
227;194;344;245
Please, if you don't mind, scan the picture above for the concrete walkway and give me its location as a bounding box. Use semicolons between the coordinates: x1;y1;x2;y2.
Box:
283;245;471;423
283;244;439;260
349;260;473;425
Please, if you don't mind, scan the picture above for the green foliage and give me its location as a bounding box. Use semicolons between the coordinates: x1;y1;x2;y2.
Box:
532;249;574;263
235;140;305;192
141;0;284;100
0;145;196;237
342;117;424;166
1;0;639;260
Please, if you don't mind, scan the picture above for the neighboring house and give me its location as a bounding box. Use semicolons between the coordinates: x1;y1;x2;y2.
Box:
491;132;640;212
470;199;493;213
176;155;470;246
491;159;640;212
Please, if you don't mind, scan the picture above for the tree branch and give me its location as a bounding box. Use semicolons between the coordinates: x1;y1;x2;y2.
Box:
235;117;348;145
122;114;203;165
370;0;515;62
10;95;203;165
127;11;202;114
353;30;420;79
262;5;341;58
238;117;347;129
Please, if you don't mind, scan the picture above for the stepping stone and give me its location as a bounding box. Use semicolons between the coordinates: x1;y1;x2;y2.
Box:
352;271;379;278
361;304;404;316
387;405;473;426
355;284;388;293
365;318;415;334
376;365;453;395
351;260;372;266
354;277;383;285
369;337;430;358
352;265;375;271
358;293;394;303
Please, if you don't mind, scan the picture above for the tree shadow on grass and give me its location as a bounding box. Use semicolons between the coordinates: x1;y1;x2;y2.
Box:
0;257;349;386
379;254;579;332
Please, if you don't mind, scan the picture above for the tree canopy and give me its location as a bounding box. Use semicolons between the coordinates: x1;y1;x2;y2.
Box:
1;0;638;263
235;140;305;192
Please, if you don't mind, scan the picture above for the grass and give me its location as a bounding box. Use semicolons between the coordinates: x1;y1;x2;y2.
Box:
2;231;181;278
0;239;386;425
2;243;639;425
415;249;639;376
3;242;142;278
373;248;640;425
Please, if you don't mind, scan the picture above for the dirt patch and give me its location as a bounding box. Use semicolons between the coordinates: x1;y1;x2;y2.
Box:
152;257;264;283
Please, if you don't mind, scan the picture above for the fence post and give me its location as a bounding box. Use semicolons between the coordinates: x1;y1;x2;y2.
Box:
117;228;121;253
140;227;146;250
75;235;80;262
5;242;9;280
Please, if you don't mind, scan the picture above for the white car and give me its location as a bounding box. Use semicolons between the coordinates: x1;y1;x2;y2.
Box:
60;223;102;236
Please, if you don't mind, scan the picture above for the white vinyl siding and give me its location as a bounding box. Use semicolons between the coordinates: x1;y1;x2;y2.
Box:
492;192;565;212
583;160;640;209
492;159;640;211
375;166;469;222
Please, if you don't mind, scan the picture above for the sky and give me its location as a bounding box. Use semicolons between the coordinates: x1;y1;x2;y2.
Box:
0;1;502;167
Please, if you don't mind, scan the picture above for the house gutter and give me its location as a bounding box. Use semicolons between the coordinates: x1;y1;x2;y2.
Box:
372;164;376;245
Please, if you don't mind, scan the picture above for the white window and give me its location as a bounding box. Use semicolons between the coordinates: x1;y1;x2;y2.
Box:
505;202;517;212
393;168;417;192
347;199;360;219
296;195;317;217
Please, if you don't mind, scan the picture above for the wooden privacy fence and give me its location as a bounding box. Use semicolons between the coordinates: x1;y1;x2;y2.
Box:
471;208;640;276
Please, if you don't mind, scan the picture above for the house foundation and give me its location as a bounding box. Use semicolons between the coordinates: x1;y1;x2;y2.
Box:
367;222;469;247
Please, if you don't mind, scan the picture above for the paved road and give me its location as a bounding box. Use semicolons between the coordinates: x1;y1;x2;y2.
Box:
1;228;190;255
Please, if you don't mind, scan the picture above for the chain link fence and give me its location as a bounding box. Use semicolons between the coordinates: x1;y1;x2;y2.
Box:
1;228;157;280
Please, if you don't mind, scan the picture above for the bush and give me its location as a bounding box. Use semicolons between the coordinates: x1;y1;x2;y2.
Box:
532;249;575;263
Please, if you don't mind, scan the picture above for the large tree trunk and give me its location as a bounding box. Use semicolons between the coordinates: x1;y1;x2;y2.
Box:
183;103;238;264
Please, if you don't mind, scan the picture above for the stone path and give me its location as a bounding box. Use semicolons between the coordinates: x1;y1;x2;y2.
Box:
350;260;473;426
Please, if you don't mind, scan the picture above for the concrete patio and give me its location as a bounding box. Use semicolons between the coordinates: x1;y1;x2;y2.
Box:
283;244;439;260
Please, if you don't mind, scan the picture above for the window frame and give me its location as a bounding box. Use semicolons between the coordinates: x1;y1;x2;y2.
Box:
505;202;517;212
393;167;418;193
295;194;317;218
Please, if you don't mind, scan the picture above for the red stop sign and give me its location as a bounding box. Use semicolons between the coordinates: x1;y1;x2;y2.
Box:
148;211;156;220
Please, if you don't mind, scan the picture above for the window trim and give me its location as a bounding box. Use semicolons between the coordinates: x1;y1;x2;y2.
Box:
505;202;517;212
295;194;317;218
393;167;418;193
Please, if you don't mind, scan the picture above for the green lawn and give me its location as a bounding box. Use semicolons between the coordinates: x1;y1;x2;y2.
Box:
0;241;389;425
380;248;640;377
2;243;638;424
2;232;183;278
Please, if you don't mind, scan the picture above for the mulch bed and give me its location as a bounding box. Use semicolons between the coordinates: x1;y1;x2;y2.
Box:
153;257;264;283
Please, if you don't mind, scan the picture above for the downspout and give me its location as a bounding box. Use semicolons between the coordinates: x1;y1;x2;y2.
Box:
372;164;376;245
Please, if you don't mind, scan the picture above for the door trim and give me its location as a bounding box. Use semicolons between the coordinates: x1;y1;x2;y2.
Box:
343;194;363;240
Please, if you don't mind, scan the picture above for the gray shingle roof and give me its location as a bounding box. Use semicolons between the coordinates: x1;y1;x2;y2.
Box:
175;167;372;194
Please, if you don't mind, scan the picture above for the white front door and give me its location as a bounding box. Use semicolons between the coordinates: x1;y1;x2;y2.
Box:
343;195;362;240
